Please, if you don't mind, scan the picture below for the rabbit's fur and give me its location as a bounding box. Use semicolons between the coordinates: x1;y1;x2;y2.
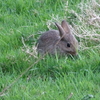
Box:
37;20;78;56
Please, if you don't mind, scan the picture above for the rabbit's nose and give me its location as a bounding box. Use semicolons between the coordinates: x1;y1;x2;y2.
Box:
73;52;79;56
74;53;79;57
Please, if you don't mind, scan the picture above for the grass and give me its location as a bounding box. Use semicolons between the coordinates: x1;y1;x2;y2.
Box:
0;0;100;100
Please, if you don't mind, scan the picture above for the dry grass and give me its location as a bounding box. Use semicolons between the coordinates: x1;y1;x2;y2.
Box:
68;0;100;50
21;36;38;60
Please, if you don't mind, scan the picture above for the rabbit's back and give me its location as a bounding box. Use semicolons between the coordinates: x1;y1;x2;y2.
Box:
37;30;60;54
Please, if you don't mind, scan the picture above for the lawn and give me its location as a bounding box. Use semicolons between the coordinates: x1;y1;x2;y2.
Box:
0;0;100;100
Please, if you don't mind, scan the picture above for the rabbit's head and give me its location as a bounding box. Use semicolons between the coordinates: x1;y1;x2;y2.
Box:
55;20;78;56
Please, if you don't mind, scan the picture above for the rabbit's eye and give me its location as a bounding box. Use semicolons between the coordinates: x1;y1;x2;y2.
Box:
67;43;70;47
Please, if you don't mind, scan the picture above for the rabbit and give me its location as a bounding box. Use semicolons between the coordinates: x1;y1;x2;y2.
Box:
37;20;78;56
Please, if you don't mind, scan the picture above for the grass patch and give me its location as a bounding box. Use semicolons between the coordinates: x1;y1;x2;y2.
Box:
0;0;100;100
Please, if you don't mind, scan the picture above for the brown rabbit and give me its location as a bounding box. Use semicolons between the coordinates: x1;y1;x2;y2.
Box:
37;20;78;56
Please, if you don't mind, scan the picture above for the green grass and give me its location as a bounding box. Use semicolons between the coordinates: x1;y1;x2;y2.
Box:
0;0;100;100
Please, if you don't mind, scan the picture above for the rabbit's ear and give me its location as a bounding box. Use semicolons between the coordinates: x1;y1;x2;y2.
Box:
55;22;66;37
61;20;70;34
